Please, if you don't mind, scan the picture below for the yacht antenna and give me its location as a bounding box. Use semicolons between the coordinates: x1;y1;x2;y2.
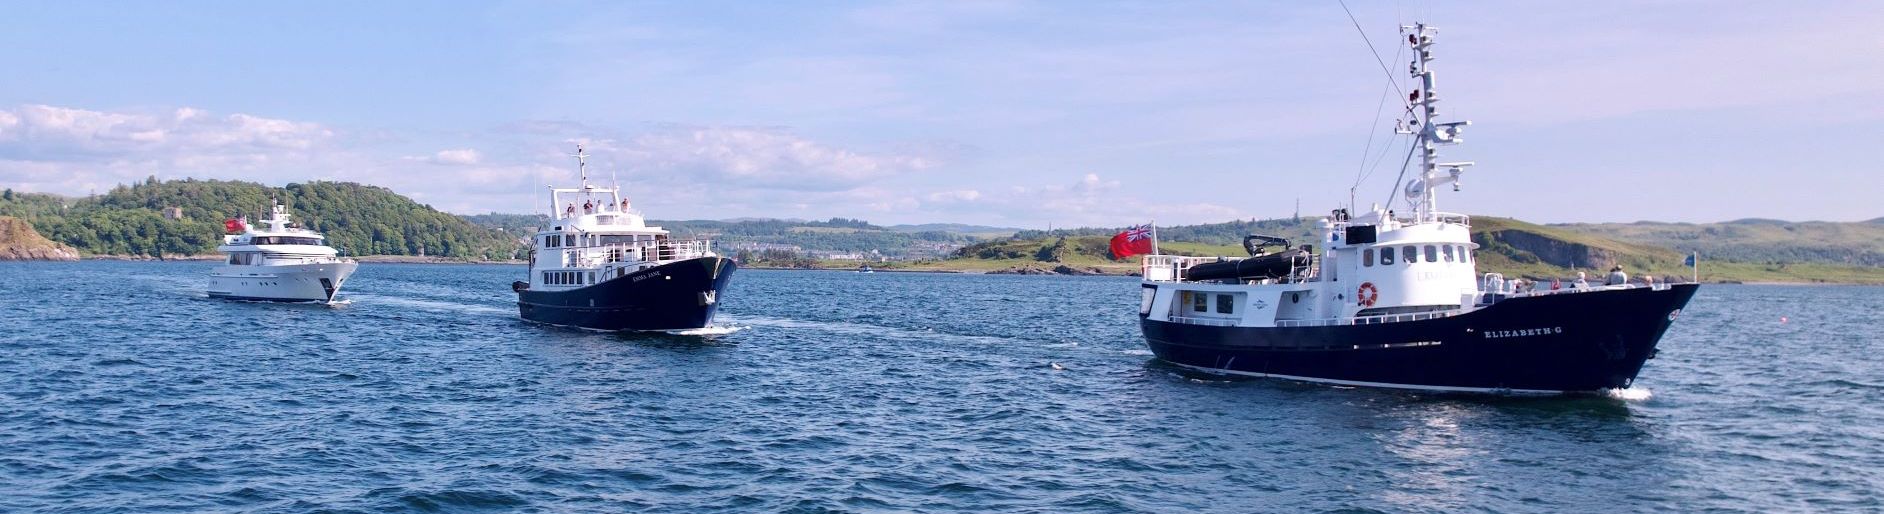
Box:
1393;22;1474;222
573;144;591;190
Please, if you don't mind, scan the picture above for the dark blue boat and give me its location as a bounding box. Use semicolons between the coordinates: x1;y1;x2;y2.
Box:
511;145;737;332
1141;283;1698;393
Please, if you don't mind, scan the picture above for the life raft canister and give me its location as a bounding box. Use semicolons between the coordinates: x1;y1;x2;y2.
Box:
1357;282;1380;307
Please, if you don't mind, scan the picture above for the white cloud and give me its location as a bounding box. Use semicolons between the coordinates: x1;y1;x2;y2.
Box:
590;126;937;192
0;104;336;194
427;148;483;165
924;189;981;203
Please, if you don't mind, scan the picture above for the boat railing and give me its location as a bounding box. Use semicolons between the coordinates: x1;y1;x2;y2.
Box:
1141;254;1315;284
570;239;714;267
1169;315;1240;327
1275;309;1461;327
1142;255;1230;282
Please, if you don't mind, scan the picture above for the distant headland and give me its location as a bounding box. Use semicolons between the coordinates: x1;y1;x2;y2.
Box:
2;179;1879;284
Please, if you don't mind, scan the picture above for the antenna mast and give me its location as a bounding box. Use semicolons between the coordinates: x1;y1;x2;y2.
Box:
1395;22;1474;223
574;144;591;190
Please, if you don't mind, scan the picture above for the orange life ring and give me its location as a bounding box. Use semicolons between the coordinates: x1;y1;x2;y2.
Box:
1358;282;1380;307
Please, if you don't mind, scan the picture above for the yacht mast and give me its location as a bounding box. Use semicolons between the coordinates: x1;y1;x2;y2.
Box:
1397;22;1474;222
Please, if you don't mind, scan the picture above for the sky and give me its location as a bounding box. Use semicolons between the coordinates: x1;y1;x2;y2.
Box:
1;0;1879;228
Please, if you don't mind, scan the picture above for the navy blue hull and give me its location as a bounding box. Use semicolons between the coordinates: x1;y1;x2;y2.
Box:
1142;284;1700;393
517;257;736;331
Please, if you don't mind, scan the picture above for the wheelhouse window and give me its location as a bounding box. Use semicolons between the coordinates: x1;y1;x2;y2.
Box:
564;235;576;247
1216;294;1235;314
1458;245;1470;263
1362;248;1375;267
1192;291;1208;312
1402;246;1416;266
1381;247;1395;265
1424;245;1438;262
1443;245;1454;262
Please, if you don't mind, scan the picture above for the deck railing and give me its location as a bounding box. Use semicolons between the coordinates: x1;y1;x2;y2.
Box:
1141;254;1315;284
568;239;714;267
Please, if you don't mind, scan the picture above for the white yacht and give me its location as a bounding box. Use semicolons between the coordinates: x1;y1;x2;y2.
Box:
510;145;736;331
208;203;358;303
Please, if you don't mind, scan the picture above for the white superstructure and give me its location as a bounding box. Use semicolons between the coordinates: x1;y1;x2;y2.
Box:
523;145;718;292
208;202;358;303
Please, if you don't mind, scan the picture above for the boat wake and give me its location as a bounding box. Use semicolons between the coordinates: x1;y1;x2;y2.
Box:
352;294;512;316
665;325;745;336
1604;387;1654;401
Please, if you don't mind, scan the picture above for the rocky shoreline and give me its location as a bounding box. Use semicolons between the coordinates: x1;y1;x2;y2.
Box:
0;216;79;262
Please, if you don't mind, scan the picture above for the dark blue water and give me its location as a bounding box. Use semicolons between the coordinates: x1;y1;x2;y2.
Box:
2;261;1880;513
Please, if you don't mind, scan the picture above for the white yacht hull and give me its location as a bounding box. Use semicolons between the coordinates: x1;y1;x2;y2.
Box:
207;262;359;303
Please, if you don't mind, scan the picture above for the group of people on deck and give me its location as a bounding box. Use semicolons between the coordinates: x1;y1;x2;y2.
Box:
1497;265;1671;295
563;199;634;217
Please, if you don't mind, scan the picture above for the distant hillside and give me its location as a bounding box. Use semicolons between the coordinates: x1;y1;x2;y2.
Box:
934;216;1884;283
1552;219;1884;267
887;223;1022;237
2;179;522;259
463;214;984;260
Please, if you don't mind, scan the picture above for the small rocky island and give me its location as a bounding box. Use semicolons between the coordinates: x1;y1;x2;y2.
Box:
0;216;79;261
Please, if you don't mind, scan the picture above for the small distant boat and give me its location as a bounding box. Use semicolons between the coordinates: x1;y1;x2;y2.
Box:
858;265;874;273
511;145;736;331
1133;23;1697;394
208;202;358;303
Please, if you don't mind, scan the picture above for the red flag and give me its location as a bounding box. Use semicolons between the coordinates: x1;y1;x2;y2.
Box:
1109;224;1155;259
224;218;246;233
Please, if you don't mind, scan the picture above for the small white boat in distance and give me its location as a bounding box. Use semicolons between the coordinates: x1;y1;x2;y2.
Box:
208;202;358;303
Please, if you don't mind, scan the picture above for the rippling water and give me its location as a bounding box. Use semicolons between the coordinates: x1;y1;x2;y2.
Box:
2;261;1879;512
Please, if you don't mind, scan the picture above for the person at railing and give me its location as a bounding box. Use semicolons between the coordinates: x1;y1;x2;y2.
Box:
583;200;594;214
619;199;630;212
1572;271;1590;289
1606;265;1628;286
565;203;576;218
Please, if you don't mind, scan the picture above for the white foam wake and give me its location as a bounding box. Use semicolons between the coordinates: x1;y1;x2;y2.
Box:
666;325;745;336
1605;387;1653;401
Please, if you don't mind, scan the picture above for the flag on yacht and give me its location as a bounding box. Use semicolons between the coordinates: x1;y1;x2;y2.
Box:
1110;224;1156;259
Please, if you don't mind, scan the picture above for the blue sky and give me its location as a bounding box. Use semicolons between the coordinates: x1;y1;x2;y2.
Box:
1;1;1879;228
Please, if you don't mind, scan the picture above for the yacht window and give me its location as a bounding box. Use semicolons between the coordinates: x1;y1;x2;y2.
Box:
1460;246;1470;263
1443;245;1455;262
1424;245;1438;262
1192;291;1208;312
564;235;576;247
1381;247;1395;265
1216;294;1235;314
1402;246;1416;266
588;272;596;284
1362;249;1374;267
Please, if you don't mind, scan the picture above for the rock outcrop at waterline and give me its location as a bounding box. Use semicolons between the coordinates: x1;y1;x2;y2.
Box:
0;216;79;261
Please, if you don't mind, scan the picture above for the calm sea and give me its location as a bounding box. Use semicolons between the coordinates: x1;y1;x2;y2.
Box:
1;261;1879;513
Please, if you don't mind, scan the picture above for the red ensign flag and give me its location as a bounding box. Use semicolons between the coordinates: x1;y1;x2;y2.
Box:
1109;224;1155;259
224;218;246;233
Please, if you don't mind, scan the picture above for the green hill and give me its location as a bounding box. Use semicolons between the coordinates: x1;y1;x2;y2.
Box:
463;214;984;261
1;179;522;259
1551;219;1884;267
932;216;1884;283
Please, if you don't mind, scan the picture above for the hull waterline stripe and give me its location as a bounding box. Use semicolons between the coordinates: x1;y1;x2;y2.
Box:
1165;361;1573;395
